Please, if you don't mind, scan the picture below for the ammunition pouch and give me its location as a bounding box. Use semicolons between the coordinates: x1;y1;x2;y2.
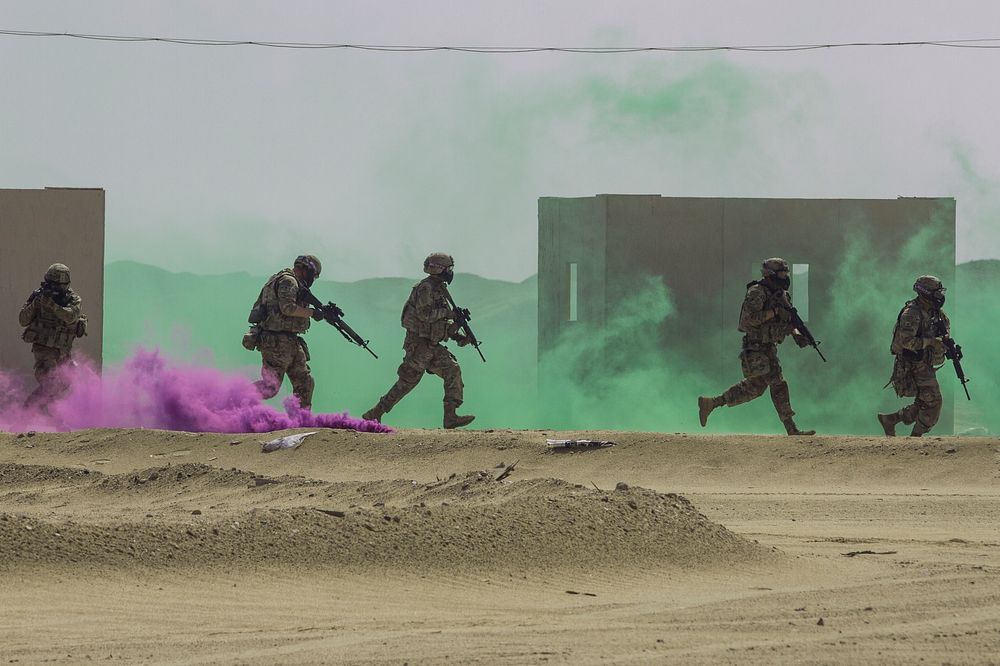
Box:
248;302;267;324
242;325;262;351
22;326;75;350
891;357;919;398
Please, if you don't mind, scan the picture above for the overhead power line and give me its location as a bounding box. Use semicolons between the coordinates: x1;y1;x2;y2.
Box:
3;29;1000;53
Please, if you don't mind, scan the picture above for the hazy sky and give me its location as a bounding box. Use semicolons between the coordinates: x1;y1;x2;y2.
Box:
3;1;1000;280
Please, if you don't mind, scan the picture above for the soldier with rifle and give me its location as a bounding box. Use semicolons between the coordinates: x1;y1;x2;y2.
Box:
19;263;88;407
243;254;328;410
698;257;820;436
362;253;482;428
878;275;968;437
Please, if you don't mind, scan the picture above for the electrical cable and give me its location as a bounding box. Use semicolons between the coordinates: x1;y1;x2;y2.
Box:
3;29;1000;53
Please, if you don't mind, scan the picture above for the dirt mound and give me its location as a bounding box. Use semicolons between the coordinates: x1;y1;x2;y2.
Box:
0;468;772;572
0;462;99;484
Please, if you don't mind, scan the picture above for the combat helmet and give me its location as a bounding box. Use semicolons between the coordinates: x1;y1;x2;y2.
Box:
913;275;946;307
295;254;323;287
761;257;790;288
423;253;455;275
44;263;71;285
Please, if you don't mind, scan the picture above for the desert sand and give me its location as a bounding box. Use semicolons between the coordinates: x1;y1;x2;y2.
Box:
1;427;999;664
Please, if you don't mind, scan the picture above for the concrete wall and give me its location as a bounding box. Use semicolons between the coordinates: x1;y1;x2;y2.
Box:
0;188;105;378
538;195;957;433
537;196;608;357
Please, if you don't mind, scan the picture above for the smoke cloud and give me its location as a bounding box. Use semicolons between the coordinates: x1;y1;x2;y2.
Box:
0;348;390;434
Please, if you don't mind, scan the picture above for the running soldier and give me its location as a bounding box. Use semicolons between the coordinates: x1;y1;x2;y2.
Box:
698;257;815;435
362;253;475;428
877;275;950;437
247;255;325;410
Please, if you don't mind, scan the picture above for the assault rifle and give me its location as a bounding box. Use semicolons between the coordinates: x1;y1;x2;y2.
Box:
29;282;71;307
443;289;486;363
778;304;826;362
933;317;971;401
300;288;378;359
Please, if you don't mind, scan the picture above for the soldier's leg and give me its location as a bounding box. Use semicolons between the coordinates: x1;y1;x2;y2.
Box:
254;335;290;399
910;367;942;437
882;358;919;432
765;351;814;435
699;349;768;427
370;339;433;416
896;400;920;426
26;345;65;408
428;345;474;428
286;338;315;409
765;349;794;420
428;345;464;406
721;349;771;406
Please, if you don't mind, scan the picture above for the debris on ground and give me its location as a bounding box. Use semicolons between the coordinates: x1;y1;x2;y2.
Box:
546;439;615;450
494;460;518;481
261;431;317;453
842;550;897;557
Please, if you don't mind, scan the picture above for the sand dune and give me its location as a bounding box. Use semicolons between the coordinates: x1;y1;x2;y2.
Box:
2;428;999;664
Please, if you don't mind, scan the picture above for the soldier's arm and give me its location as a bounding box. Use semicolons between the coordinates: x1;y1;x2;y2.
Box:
18;297;38;327
46;292;83;325
275;276;314;319
739;287;775;329
411;283;452;323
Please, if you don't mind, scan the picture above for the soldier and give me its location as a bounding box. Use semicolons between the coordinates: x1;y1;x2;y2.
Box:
698;257;815;435
362;253;475;429
19;263;87;407
249;255;325;410
877;275;950;437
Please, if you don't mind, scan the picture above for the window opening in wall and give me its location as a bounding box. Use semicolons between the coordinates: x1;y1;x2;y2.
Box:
792;263;809;322
568;262;578;322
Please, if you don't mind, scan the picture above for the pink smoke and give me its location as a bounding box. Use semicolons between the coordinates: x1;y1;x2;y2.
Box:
0;348;390;434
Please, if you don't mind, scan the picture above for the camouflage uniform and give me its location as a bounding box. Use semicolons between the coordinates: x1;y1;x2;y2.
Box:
879;288;949;437
252;268;316;409
19;264;86;406
363;253;475;428
699;258;814;435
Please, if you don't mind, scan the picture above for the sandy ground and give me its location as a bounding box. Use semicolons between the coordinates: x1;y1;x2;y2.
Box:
1;427;999;665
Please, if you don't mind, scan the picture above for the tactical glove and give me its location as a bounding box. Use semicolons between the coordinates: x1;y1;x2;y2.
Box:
311;308;325;322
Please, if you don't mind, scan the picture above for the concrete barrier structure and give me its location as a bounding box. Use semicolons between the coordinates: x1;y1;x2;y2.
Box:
0;187;105;379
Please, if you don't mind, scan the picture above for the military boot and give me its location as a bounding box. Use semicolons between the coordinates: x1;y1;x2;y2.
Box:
877;412;899;437
444;404;475;429
698;395;722;427
782;418;816;436
362;403;386;423
909;423;929;438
